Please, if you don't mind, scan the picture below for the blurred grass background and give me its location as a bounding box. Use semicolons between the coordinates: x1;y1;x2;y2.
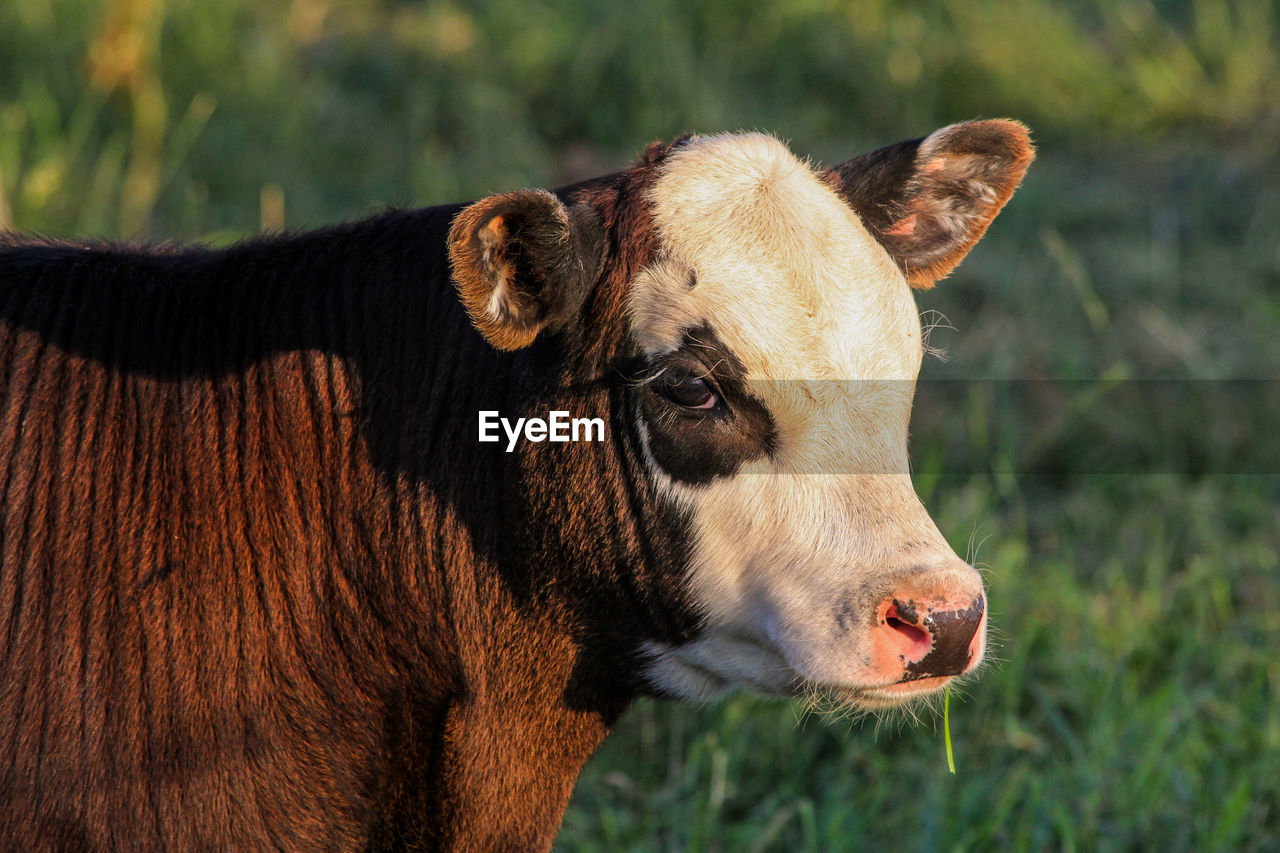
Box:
2;0;1278;849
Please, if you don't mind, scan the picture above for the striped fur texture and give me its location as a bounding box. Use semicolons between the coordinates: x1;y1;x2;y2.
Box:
0;147;695;850
0;122;1030;850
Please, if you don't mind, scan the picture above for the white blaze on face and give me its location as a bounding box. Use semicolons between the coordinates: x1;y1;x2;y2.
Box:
630;134;983;706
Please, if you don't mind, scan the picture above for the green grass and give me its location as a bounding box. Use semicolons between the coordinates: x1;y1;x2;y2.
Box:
3;1;1278;850
944;685;954;775
563;476;1280;851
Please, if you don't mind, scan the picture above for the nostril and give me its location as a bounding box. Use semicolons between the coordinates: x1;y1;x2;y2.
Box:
902;595;985;681
885;613;929;647
883;603;932;662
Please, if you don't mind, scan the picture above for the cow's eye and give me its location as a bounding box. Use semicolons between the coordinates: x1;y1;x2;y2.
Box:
657;370;718;410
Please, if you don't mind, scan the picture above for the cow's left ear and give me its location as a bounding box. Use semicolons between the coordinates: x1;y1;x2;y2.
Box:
824;119;1034;288
449;189;598;350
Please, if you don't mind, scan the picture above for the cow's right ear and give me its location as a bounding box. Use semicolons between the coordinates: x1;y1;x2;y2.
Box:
449;189;598;351
823;119;1033;288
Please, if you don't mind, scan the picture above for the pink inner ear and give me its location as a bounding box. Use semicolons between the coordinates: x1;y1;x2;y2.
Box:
920;158;949;175
826;119;1034;289
884;214;918;237
478;214;507;255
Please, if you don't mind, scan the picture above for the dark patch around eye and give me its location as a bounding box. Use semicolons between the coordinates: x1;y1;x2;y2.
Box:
658;369;716;409
632;323;776;486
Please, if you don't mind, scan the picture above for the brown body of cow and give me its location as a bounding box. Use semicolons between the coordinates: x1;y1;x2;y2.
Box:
0;122;1031;850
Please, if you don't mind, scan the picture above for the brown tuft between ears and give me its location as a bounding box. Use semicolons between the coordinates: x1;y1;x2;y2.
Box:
824;119;1035;288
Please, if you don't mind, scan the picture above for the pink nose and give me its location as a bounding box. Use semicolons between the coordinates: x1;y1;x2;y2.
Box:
876;594;986;682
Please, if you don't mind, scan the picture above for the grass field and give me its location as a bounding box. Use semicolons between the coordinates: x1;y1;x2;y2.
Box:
2;1;1278;849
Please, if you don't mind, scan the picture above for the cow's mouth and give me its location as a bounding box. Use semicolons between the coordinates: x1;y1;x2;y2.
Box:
817;674;957;711
646;632;970;710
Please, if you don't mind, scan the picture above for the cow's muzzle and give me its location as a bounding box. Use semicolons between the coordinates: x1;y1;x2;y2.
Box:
877;593;986;683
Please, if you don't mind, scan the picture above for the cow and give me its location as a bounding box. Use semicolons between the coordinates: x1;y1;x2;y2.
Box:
0;119;1032;851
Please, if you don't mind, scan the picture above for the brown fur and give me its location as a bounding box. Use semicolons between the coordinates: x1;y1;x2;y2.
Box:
449;190;593;351
0;125;1025;850
823;119;1034;287
0;144;685;849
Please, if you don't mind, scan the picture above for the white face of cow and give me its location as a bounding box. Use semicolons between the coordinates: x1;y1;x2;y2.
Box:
449;121;1033;712
629;134;986;709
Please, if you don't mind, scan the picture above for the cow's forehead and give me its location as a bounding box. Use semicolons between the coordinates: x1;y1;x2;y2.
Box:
628;133;922;382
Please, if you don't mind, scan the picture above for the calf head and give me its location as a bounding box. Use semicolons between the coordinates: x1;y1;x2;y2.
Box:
449;121;1033;712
